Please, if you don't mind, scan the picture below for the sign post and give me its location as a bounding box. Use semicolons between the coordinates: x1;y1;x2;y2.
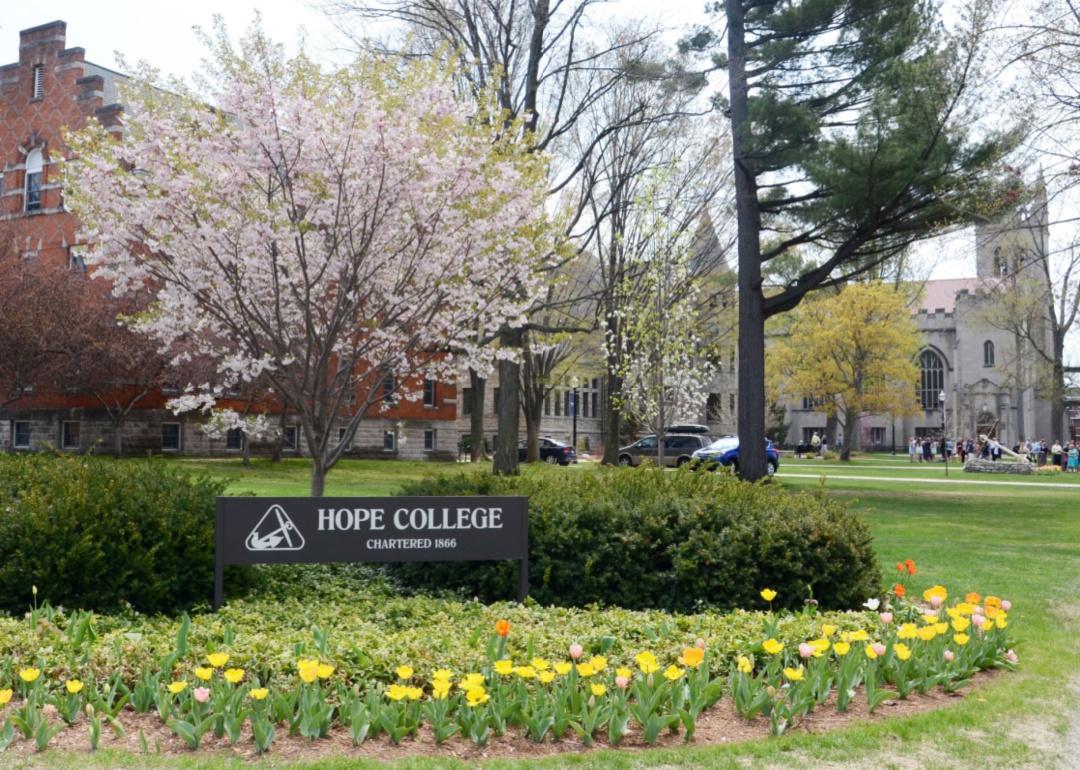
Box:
213;496;528;610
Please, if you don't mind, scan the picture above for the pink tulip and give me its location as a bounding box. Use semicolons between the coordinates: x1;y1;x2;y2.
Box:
971;605;983;616
569;644;583;661
615;676;630;689
880;611;893;625
872;643;886;657
1001;600;1012;612
193;687;210;704
695;638;706;650
944;650;955;663
798;643;815;659
1005;649;1019;664
929;595;944;609
972;614;986;630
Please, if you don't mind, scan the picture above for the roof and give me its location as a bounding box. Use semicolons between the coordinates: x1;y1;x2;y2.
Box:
913;278;997;314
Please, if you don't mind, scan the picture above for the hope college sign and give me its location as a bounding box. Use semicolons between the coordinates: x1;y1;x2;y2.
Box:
214;496;529;610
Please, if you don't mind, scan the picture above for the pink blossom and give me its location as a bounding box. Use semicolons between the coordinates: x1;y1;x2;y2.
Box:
193;687;210;704
615;676;630;689
695;638;706;650
972;614;986;629
1001;600;1012;612
1005;649;1019;664
569;644;583;661
872;643;887;657
944;650;955;663
929;595;944;609
880;612;893;625
798;643;815;659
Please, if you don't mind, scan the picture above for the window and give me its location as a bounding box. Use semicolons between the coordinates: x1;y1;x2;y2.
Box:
919;350;945;409
580;389;589;418
637;436;658;449
338;426;348;445
25;148;43;212
381;373;396;404
12;421;30;449
32;64;43;99
564;390;572;416
383;430;396;452
553;389;562;416
591;391;598;418
225;428;242;450
62;421;80;450
162;422;182;451
983;340;995;367
543;392;551;416
423;378;437;408
462;387;473;416
871;427;886;446
729;393;736;413
283;425;299;451
802;395;828;411
68;247;87;272
424;429;436;452
706;393;722;420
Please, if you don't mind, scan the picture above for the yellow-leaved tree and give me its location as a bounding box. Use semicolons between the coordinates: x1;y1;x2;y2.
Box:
768;282;921;461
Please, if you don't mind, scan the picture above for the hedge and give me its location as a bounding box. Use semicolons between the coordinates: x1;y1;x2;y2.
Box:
391;466;881;612
0;453;244;614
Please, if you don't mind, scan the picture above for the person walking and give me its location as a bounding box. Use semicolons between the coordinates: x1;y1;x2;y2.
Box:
1052;440;1064;468
922;437;932;462
1067;443;1079;472
810;431;821;458
909;436;917;463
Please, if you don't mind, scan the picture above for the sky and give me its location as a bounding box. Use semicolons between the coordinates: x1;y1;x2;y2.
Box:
0;0;981;284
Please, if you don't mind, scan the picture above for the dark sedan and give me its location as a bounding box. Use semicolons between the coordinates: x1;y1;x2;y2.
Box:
518;437;577;465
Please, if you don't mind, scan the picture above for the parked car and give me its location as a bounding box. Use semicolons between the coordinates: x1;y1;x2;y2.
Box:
518;437;577;465
691;435;780;477
617;433;712;468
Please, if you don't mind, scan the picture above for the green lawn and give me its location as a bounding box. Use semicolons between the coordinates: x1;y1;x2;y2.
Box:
24;456;1080;769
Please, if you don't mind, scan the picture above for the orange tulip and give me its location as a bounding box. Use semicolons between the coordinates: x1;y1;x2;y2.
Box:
495;619;510;637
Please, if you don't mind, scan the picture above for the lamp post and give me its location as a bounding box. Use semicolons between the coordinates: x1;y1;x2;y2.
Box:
570;377;579;458
939;390;948;477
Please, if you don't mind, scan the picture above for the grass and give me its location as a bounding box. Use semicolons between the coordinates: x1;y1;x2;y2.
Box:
21;456;1080;769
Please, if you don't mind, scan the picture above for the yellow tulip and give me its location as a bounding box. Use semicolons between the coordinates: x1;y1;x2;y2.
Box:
207;653;229;669
167;681;187;695
386;684;408;701
514;666;537;680
833;642;851;656
405;687;423;701
194;667;213;681
635;652;660;674
848;630;869;642
679;647;705;668
589;656;608;672
0;689;12;705
538;671;555;684
995;615;1008;629
810;638;830;655
981;619;994;631
760;588;777;602
432;668;453;681
783;666;804;682
894;643;912;661
663;665;684;682
615;667;632;679
898;623;918;640
821;624;838;638
65;679;84;694
465;687;489;707
737;655;753;673
395;665;414;680
951;617;970;633
917;626;938;642
922;585;948;603
432;680;452;699
463;673;485;688
224;668;245;684
762;638;784;655
298;664;318;684
554;662;573;676
576;662;595;678
531;659;550;671
954;633;970;646
249;688;269;701
18;668;40;683
316;664;334;680
864;645;878;660
590;683;606;697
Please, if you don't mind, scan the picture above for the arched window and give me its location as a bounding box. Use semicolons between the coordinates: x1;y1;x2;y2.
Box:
919;350;945;409
24;148;43;212
983;340;995;367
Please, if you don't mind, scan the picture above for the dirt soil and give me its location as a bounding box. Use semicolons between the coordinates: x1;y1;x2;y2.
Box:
0;670;1004;765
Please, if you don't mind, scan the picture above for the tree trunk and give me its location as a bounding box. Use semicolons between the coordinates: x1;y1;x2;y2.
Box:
271;412;285;462
310;459;326;497
726;0;767;482
602;370;622;465
492;326;522;475
242;434;251;465
113;420;123;457
840;412;857;462
521;346;543;463
468;369;486;462
523;402;542;463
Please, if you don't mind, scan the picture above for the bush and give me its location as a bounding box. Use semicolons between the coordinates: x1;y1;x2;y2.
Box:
391;467;880;612
0;453;237;614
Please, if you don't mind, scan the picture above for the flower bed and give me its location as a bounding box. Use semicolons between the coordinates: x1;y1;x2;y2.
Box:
0;573;1018;756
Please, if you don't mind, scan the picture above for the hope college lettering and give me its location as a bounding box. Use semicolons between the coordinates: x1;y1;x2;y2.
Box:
317;506;505;532
214;496;528;610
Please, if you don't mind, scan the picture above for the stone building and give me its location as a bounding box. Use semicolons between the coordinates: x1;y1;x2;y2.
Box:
784;193;1061;451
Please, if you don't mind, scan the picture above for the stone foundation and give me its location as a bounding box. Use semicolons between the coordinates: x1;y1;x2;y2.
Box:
962;458;1035;475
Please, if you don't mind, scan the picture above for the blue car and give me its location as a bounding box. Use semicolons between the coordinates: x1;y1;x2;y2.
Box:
691;436;780;477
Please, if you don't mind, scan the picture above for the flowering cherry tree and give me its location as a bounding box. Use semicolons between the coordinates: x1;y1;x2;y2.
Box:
67;29;554;494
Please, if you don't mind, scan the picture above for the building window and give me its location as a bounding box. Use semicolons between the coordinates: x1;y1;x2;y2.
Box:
12;421;30;449
69;247;87;272
871;427;886;446
983;340;995;367
382;373;396;404
282;425;299;451
564;389;572;416
543;392;551;416
554;389;562;417
591;390;598;418
61;421;80;450
162;422;182;451
383;430;396;452
729;393;736;413
423;378;437;408
225;428;242;450
424;429;436;452
32;64;44;99
919;349;945;409
338;426;348;446
462;387;473;416
706;393;722;420
24;148;43;212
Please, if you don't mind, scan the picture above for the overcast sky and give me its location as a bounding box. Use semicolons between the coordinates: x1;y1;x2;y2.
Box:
0;1;976;282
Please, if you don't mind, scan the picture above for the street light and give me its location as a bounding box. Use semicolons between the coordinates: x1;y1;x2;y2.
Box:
570;376;579;459
939;390;948;477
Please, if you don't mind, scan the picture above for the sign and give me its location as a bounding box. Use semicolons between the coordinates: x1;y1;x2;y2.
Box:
214;496;528;609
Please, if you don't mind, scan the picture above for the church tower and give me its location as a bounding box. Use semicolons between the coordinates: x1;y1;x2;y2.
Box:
975;172;1050;282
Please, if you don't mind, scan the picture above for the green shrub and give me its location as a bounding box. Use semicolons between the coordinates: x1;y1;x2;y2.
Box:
391;467;880;612
0;453;238;614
